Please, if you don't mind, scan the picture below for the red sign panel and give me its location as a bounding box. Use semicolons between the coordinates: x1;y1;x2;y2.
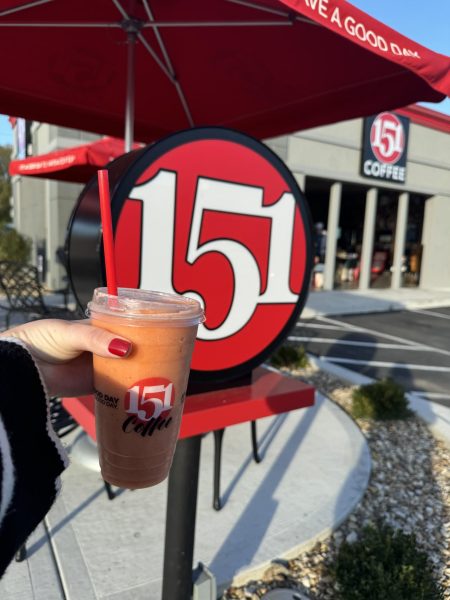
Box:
68;128;313;382
361;112;410;183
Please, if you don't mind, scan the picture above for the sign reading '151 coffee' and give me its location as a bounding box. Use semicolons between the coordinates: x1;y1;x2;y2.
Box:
67;128;313;383
361;112;410;183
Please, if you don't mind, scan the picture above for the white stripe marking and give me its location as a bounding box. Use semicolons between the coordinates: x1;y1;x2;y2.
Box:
297;322;349;331
412;309;450;321
317;316;418;346
289;336;430;350
325;357;450;372
317;316;450;357
409;391;450;400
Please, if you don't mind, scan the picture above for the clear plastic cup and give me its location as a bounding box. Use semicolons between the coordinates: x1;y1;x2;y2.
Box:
87;287;204;489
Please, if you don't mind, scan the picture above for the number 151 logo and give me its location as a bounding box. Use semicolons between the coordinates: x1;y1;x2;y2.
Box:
113;129;313;381
125;378;174;422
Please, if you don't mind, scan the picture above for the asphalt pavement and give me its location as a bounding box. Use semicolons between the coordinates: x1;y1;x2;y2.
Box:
295;307;450;408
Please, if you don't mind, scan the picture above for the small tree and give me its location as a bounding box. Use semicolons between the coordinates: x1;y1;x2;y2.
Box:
333;522;444;600
270;344;309;369
0;224;31;263
351;378;411;420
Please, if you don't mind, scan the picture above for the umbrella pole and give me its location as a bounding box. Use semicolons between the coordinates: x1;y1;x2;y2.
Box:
124;28;137;153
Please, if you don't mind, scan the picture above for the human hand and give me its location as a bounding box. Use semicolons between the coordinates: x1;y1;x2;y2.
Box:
0;319;131;397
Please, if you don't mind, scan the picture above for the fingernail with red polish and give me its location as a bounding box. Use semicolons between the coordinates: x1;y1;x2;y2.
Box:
108;338;131;357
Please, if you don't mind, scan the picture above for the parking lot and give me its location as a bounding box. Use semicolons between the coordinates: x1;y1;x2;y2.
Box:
294;306;450;408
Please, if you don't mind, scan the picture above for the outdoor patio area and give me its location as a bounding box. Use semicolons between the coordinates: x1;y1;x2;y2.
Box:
0;296;370;599
3;286;450;598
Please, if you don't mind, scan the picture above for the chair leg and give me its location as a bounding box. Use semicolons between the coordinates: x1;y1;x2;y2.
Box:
15;543;27;562
251;420;262;463
104;480;118;500
213;429;225;511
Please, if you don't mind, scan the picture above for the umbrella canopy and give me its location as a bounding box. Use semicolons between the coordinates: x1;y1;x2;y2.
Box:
8;136;141;183
0;0;449;145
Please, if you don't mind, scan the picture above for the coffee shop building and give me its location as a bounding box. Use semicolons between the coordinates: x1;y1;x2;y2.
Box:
266;104;450;292
9;104;450;292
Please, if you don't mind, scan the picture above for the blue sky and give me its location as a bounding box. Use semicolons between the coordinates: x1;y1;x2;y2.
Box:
0;0;449;146
0;116;11;147
350;0;450;115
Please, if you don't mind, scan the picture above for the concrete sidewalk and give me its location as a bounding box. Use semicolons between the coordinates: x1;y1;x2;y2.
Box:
302;286;450;319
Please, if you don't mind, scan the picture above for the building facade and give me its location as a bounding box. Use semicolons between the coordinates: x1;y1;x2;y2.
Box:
10;105;450;293
10;122;100;290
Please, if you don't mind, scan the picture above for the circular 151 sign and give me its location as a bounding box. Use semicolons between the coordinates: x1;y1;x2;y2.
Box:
370;112;405;164
67;128;313;383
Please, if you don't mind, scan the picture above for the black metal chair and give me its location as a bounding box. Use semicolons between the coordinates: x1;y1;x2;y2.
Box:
55;246;72;309
0;261;80;328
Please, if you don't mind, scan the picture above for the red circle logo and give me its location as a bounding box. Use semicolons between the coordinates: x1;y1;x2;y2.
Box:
370;112;405;164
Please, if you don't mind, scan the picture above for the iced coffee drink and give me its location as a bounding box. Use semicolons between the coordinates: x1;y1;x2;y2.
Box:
88;288;204;489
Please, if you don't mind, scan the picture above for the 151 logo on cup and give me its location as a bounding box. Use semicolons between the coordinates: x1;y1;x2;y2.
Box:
125;377;175;422
68;128;313;382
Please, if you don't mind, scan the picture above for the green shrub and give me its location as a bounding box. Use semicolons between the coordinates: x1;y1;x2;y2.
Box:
269;344;309;369
351;378;410;420
0;225;31;263
332;522;444;600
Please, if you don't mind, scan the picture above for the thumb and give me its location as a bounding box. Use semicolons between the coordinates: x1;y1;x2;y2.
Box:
63;321;132;360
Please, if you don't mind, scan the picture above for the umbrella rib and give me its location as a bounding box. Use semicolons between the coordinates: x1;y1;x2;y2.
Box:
137;33;175;82
225;0;291;18
140;20;292;27
111;0;174;83
225;0;320;26
0;21;292;28
141;0;194;127
0;22;120;27
0;0;54;17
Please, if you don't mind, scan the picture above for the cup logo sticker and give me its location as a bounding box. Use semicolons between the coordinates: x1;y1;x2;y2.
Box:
125;377;175;422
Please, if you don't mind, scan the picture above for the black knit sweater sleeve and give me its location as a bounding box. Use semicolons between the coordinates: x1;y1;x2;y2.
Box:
0;339;68;577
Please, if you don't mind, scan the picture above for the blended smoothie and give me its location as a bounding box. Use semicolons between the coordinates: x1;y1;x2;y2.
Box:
88;288;204;489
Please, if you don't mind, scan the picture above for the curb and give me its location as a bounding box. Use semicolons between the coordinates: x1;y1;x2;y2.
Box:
308;355;450;449
302;295;450;320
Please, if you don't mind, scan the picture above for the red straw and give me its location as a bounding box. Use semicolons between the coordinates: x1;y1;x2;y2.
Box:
98;169;118;296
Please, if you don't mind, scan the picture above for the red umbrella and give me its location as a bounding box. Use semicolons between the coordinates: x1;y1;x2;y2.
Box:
8;136;141;183
0;0;448;147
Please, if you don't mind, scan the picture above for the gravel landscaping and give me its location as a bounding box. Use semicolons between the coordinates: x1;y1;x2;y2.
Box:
221;363;450;599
